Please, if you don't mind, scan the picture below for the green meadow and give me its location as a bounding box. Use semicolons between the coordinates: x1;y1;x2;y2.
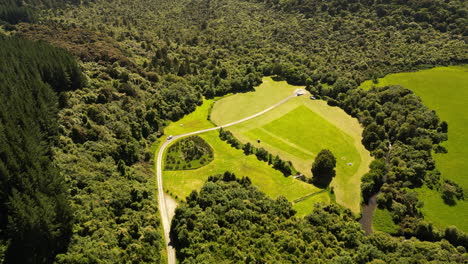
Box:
160;91;325;217
159;77;372;216
211;77;372;213
210;77;297;125
361;65;468;231
163;131;324;216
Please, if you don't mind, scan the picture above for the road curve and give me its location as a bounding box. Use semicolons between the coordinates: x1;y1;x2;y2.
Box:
156;92;301;264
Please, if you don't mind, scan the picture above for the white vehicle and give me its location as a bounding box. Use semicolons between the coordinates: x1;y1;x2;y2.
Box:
167;135;173;140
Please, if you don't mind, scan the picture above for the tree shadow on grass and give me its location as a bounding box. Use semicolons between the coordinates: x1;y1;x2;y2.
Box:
310;171;336;189
442;194;457;206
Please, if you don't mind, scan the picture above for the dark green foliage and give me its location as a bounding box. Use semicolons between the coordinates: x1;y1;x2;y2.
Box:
0;37;81;263
153;81;202;121
362;159;386;203
257;0;467;37
0;1;36;24
171;174;467;263
0;0;90;25
445;226;468;249
219;128;242;149
311;149;336;188
45;0;466;111
272;155;293;176
165;136;214;170
441;179;464;205
424;169;442;190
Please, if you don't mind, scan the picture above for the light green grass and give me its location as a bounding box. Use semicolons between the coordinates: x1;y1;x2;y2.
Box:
211;79;372;213
293;192;331;218
163;131;323;216
360;65;468;232
211;77;298;125
164;98;215;136
416;186;468;232
373;208;399;234
160;89;325;216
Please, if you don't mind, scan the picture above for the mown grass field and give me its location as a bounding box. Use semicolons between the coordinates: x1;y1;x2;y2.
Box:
416;186;468;232
211;77;298;125
160;92;325;217
163;131;324;216
360;65;468;231
164;98;215;136
211;78;372;213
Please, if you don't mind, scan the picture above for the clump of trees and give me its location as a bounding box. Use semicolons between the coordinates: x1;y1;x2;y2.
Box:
171;173;467;263
441;179;464;205
219;128;242;149
165;136;214;170
310;149;336;188
0;0;36;24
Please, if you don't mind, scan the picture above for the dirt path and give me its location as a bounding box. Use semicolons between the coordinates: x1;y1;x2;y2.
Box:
156;90;304;264
359;194;377;234
164;194;178;224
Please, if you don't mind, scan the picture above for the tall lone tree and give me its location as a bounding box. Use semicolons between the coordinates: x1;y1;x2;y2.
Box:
311;149;336;188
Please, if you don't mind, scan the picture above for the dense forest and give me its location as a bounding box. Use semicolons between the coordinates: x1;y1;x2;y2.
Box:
0;0;467;262
171;173;467;263
0;37;83;263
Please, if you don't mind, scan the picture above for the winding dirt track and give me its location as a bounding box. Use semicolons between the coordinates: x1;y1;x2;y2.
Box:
156;91;302;264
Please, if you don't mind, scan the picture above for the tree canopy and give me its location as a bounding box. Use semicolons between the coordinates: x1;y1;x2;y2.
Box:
0;36;83;263
171;173;467;263
311;149;337;188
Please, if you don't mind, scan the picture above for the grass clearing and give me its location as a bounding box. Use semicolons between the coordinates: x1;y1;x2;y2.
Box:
360;65;468;231
416;186;468;232
160;89;326;216
212;78;372;213
164;98;215;136
211;77;298;125
163;130;323;216
373;208;398;234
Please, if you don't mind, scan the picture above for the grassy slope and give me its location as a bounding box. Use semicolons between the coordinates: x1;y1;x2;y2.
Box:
211;78;372;213
211;77;298;125
373;208;399;234
164;98;215;136
160;94;325;216
293;192;330;217
164;131;322;205
360;65;468;232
